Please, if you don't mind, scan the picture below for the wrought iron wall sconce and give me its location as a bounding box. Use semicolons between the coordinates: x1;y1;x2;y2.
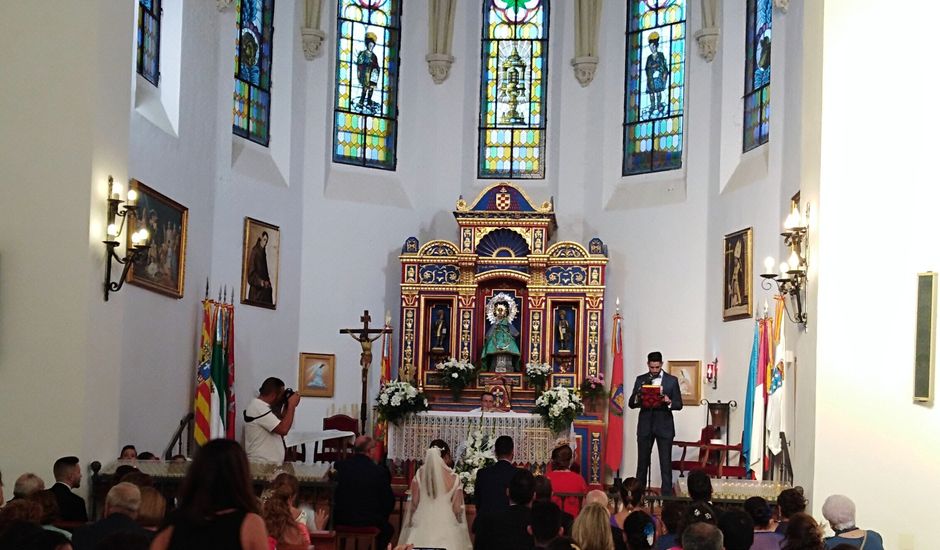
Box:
103;176;150;301
761;206;809;324
706;358;718;390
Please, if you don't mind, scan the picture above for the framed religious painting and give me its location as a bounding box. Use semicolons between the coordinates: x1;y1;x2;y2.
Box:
240;217;280;309
723;227;753;321
126;179;188;298
666;360;701;406
299;353;335;398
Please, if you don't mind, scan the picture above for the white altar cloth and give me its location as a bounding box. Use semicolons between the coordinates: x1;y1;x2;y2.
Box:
387;410;571;464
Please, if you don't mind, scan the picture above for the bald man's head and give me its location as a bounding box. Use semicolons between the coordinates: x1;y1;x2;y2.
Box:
584;489;609;508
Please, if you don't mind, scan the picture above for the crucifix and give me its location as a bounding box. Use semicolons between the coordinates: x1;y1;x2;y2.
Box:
340;309;392;434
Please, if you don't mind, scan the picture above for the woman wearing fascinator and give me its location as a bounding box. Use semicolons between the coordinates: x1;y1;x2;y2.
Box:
397;439;472;550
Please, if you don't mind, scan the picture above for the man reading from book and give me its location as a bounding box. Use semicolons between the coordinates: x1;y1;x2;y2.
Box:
629;351;683;496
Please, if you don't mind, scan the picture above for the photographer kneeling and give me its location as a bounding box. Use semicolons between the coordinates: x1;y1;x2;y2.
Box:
244;377;301;463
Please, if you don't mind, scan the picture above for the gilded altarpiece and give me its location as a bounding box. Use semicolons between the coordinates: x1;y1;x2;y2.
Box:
397;183;610;485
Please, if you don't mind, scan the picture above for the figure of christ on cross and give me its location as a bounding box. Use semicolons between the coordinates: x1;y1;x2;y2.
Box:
340;310;392;434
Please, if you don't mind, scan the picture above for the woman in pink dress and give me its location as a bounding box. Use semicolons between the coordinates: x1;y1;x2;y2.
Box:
546;445;588;517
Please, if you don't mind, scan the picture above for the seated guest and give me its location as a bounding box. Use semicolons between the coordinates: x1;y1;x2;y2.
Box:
474;436;517;521
571;502;614;550
612;477;644;532
10;473;45;502
681;522;724;550
782;513;825;550
534;475;573;536
473;468;536;550
745;496;784;550
118;471;153;488
622;510;656;550
72;482;150;550
654;501;684;550
136;487;166;533
119;445;138;460
528;501;564;548
716;508;753;550
262;473;310;549
775;487;807;535
150;439;268;550
686;469;713;504
50;456;88;522
0;499;43;530
545;445;588;517
584;490;624;550
546;537;580;550
112;465;139;484
136;452;158;461
0;520;71;550
677;501;718;541
821;495;884;550
333;436;395;550
26;490;72;540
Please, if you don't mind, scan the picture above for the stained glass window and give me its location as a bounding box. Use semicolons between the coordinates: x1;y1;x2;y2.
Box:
233;0;275;147
332;0;402;170
623;0;686;176
743;0;771;152
478;0;550;179
137;0;161;86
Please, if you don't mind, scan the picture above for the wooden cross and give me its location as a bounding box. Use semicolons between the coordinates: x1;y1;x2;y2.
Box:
340;310;392;434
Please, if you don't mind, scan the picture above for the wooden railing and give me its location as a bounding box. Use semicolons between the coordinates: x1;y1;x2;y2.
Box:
163;412;194;460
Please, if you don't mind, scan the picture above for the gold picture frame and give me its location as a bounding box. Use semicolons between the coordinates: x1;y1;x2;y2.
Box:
241;217;280;309
723;227;753;321
126;179;188;299
299;353;335;398
666;360;701;406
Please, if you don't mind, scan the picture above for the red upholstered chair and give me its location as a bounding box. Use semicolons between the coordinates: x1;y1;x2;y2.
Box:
314;414;359;463
671;425;718;477
334;525;379;550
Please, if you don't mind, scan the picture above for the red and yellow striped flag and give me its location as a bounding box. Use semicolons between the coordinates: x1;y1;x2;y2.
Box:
193;299;213;445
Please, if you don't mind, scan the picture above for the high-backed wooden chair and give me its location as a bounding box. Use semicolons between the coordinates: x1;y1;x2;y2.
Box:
334;525;379;550
671;425;718;477
314;414;359;463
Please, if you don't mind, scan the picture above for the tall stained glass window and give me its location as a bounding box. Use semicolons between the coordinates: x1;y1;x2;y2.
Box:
743;0;771;151
137;0;161;86
233;0;275;147
623;0;686;176
332;0;402;170
478;0;550;179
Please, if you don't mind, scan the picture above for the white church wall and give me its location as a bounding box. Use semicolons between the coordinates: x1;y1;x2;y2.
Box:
809;1;940;547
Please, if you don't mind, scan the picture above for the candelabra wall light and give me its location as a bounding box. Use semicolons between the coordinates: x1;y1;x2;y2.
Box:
706;358;719;390
103;176;151;301
761;205;809;324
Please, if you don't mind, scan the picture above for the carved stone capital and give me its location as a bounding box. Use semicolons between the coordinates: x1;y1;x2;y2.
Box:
301;27;327;60
570;56;599;88
773;0;789;13
217;0;234;11
694;27;720;63
425;53;454;85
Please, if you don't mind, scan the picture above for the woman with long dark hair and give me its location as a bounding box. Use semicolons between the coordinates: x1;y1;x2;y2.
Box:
782;513;825;550
150;439;268;550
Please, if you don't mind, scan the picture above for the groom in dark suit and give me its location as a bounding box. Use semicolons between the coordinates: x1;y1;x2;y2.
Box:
629;351;683;495
473;436;517;523
333;436;395;550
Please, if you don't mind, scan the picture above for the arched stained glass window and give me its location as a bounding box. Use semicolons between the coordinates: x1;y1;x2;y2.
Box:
233;0;275;147
332;0;402;170
478;0;550;180
137;0;161;86
623;0;686;176
743;0;771;152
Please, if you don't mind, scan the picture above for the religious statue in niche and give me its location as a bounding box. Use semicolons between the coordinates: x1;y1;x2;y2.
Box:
430;306;449;353
355;32;380;114
555;308;573;352
644;31;669;118
480;293;521;373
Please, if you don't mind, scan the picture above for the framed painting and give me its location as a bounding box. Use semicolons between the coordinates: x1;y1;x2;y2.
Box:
241;217;280;309
126;179;188;298
723;227;753;321
666;360;701;406
299;353;335;398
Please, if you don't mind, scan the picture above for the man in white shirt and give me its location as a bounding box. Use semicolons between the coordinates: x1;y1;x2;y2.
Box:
244;377;301;463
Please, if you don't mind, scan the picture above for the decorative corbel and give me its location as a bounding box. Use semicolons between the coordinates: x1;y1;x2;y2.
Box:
217;0;234;11
571;0;602;87
426;0;457;84
302;0;326;60
695;0;720;63
773;0;789;13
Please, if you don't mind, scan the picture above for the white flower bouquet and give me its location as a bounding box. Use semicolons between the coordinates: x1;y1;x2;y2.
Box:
375;380;429;425
454;423;496;496
533;385;584;433
525;362;552;390
435;357;477;397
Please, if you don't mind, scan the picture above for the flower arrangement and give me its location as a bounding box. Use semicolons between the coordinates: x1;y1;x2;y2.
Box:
375;381;429;425
533;385;584;433
580;373;607;406
525;362;552;391
435;357;477;397
454;424;496;496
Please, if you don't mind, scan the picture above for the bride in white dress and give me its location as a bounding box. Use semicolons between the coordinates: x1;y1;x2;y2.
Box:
398;442;472;550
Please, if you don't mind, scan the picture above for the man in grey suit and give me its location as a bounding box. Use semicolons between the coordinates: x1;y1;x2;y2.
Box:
629;351;683;496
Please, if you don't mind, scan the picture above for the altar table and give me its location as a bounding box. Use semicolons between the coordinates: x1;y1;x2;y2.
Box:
386;410;571;464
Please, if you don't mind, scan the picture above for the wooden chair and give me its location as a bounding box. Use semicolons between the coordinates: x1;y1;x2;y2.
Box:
702;433;748;479
671;425;718;477
334;525;379;550
314;414;359;463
